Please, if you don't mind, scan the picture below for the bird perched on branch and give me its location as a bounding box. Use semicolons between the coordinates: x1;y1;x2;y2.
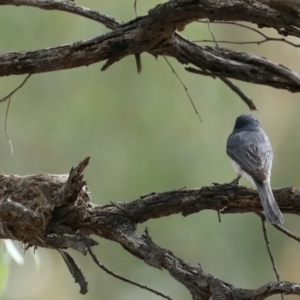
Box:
226;115;284;224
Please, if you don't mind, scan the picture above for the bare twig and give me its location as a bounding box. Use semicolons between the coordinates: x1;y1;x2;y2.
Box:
204;19;258;111
134;0;137;18
196;21;300;48
58;250;88;295
185;67;258;110
87;246;173;300
1;74;32;156
272;224;300;243
0;0;120;30
163;56;202;122
195;38;300;47
220;77;258;111
206;19;218;48
5;96;13;156
0;74;31;103
135;54;142;74
260;217;280;281
198;22;300;87
260;216;284;300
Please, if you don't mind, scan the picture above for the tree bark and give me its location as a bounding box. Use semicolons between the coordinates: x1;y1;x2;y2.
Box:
0;0;300;92
1;0;300;298
0;157;299;299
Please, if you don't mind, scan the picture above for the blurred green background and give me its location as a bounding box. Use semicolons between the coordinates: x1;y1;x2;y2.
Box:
0;1;299;299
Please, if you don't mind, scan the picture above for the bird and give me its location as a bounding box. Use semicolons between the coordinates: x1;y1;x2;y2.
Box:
226;115;284;224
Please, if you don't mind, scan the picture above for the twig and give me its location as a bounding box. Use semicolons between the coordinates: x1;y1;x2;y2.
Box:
134;0;137;18
194;38;300;47
206;19;218;48
0;74;31;103
185;66;258;110
260;217;280;281
198;21;300;86
204;19;258;111
272;223;300;243
58;250;88;295
87;245;173;300
196;21;300;48
220;78;258;111
135;54;142;74
217;210;221;223
260;216;284;300
0;0;120;30
5;96;13;156
1;74;32;156
163;56;202;122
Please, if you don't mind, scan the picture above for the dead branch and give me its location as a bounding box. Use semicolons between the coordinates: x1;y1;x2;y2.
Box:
0;0;300;93
0;158;300;298
87;245;173;300
219;77;258;111
1;0;300;298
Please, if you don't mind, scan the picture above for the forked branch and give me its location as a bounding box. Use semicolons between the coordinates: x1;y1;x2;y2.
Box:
0;158;300;299
0;0;300;94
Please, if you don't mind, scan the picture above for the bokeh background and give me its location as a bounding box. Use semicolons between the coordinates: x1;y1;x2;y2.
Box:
0;1;299;299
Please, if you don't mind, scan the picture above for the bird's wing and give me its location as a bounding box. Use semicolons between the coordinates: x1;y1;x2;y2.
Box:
226;131;273;182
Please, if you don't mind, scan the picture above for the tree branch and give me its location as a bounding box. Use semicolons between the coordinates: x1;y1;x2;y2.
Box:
0;0;299;92
0;0;120;29
0;158;299;298
1;0;300;297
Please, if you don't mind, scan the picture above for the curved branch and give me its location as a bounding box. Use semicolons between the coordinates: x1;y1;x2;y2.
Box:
0;158;299;298
0;0;120;29
0;0;299;92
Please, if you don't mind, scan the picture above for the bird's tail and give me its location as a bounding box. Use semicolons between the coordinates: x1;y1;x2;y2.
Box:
256;181;284;224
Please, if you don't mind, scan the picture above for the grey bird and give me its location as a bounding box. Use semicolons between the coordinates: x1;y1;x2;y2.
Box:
226;115;284;224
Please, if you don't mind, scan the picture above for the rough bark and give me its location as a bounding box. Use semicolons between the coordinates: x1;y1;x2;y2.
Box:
1;0;300;298
0;0;300;92
0;157;299;299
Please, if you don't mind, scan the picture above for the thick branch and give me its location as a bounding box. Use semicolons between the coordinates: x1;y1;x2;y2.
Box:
0;0;300;91
0;159;299;298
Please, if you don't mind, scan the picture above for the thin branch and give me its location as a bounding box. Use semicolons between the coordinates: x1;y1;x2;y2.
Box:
0;74;31;103
196;21;300;48
58;250;88;295
260;216;285;300
5;96;13;156
0;0;120;30
194;38;300;47
204;19;258;111
186;67;258;110
260;217;281;281
135;54;142;74
196;22;300;87
134;0;137;18
163;56;202;122
260;213;286;300
197;21;270;38
206;19;218;48
220;77;258;111
272;224;300;243
1;74;32;156
87;245;173;300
